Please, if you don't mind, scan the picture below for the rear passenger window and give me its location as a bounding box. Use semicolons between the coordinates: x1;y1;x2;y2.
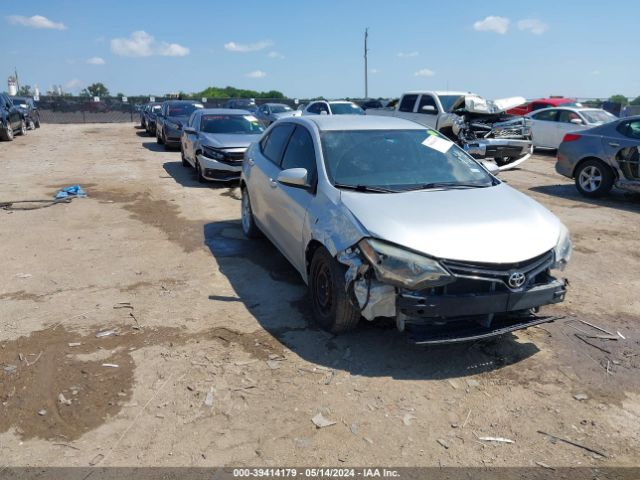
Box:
399;95;418;112
618;120;640;139
261;124;295;165
532;109;557;121
281;127;317;183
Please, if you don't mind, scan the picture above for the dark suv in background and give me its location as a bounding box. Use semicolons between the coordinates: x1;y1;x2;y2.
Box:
223;98;257;112
0;93;26;141
155;100;203;149
10;96;40;129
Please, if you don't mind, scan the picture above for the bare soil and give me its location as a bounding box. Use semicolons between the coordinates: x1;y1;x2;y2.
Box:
0;124;638;467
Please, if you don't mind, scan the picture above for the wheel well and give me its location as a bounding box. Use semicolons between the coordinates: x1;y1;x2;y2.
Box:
572;156;615;179
305;240;324;274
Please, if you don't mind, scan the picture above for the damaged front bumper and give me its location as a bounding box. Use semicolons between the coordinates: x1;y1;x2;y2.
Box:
463;140;533;171
339;246;568;344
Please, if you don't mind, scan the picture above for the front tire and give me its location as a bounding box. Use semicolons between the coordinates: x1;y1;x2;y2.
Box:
156;128;164;144
17;120;26;136
0;124;13;141
181;147;189;167
195;159;206;183
309;247;360;333
575;159;614;198
241;188;262;238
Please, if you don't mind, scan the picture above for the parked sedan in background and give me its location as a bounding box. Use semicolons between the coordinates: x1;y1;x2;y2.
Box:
556;115;640;197
0;93;26;141
302;100;364;116
181;109;264;182
10;96;40;129
224;98;257;112
254;103;297;125
527;107;616;149
144;103;162;135
240;115;570;343
156;100;203;149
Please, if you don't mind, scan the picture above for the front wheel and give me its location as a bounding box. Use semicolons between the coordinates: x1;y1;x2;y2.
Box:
181;147;189;167
575;159;614;198
156;129;164;144
17;120;26;136
241;188;262;238
0;124;13;141
309;247;361;333
195;160;206;183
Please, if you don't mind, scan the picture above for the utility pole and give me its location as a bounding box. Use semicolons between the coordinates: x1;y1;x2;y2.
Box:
364;28;369;99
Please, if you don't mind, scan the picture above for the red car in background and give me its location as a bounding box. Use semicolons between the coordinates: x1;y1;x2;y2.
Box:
508;97;581;116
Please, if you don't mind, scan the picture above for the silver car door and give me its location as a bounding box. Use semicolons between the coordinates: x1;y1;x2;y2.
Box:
264;126;317;273
530;109;558;147
249;124;296;241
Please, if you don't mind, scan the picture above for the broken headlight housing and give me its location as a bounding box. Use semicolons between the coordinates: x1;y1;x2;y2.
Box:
358;238;454;290
552;225;572;271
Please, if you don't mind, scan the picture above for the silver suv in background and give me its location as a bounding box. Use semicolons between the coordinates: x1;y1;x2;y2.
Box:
240;115;571;344
181;109;264;182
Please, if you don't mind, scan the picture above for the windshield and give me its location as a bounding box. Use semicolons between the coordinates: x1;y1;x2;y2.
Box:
582;110;616;124
438;95;464;113
200;114;265;134
320;129;494;190
270;104;292;113
168;103;202;116
330;103;365;115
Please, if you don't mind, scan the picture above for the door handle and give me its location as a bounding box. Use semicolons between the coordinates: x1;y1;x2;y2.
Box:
609;142;620;147
269;178;278;188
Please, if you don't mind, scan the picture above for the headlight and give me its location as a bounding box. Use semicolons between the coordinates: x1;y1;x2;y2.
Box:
552;225;572;271
202;146;225;160
358;238;454;290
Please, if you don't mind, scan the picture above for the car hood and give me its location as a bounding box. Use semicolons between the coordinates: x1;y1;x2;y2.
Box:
200;132;262;149
339;183;562;264
452;95;527;115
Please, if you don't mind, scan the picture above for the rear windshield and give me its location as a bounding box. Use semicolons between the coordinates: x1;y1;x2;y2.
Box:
320;129;493;190
330;103;365;115
168;103;202;116
270;105;292;113
200;114;265;134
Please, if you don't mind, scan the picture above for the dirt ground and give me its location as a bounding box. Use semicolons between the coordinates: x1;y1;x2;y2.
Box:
0;123;638;468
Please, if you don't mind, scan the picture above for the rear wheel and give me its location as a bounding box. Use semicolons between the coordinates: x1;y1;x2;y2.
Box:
575;159;614;198
309;247;360;333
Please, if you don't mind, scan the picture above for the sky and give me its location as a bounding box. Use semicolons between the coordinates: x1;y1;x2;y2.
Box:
0;0;635;100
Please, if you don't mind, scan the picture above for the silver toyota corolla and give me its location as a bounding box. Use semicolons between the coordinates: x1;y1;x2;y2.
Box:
181;109;265;182
240;115;571;343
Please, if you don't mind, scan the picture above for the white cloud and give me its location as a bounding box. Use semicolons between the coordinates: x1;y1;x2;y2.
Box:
86;56;105;65
414;68;435;77
7;14;66;30
592;70;601;76
224;40;273;53
159;42;189;57
473;16;510;34
397;51;419;58
111;30;189;57
245;70;267;79
517;19;548;35
65;79;82;89
370;68;379;74
267;51;285;59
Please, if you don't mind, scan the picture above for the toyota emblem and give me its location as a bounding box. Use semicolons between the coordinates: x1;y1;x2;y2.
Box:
508;272;526;289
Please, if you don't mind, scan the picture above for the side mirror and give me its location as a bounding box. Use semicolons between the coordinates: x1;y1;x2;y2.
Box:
277;168;309;188
421;105;437;113
320;110;328;115
570;118;583;125
481;160;500;175
183;127;197;134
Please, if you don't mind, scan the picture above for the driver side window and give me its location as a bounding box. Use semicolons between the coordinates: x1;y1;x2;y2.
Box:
417;95;438;114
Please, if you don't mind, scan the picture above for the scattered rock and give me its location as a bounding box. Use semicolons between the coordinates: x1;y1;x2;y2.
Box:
467;379;480;388
95;330;116;338
101;363;119;368
68;342;82;347
402;413;416;426
312;412;336;428
204;389;214;407
350;423;358;435
3;365;17;374
266;360;282;370
437;438;449;449
38;409;47;416
573;393;589;401
58;393;72;406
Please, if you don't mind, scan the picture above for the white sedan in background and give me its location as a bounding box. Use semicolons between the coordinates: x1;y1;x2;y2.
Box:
526;107;616;149
302;100;364;116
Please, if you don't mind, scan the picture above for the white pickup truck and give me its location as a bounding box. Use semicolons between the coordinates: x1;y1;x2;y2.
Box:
366;91;533;170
